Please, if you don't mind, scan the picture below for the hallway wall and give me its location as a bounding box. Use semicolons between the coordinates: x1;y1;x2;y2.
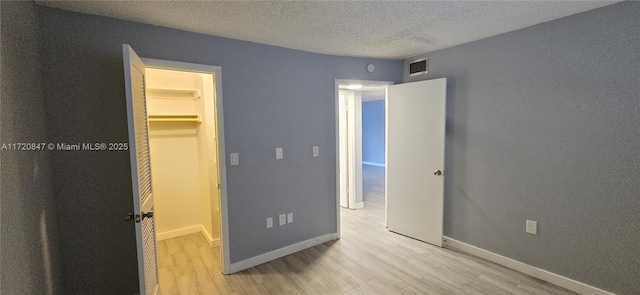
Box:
362;99;385;166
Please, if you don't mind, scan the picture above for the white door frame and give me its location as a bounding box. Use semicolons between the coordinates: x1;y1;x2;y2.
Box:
338;89;362;210
142;58;231;274
338;91;350;208
334;79;393;237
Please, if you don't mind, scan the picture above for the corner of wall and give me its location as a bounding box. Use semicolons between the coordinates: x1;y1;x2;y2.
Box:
1;1;64;294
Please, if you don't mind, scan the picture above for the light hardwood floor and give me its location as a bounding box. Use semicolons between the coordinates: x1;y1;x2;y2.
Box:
157;165;578;294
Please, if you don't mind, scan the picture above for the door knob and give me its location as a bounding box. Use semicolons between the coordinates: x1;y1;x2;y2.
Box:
125;213;134;222
434;170;443;176
142;211;154;220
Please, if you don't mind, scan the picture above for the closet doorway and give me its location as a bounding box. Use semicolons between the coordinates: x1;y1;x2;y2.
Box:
142;59;230;276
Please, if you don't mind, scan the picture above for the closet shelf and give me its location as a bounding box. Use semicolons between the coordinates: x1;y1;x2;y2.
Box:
148;114;201;123
147;88;201;100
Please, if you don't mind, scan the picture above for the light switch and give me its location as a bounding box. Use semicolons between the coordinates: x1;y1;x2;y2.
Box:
230;153;239;165
276;147;283;160
279;214;286;225
287;213;293;224
267;217;273;229
313;146;319;157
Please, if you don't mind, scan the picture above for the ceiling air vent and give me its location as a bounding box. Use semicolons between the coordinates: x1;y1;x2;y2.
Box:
409;58;428;76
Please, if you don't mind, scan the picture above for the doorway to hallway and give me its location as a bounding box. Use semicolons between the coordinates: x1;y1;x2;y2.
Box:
336;80;390;212
335;78;447;248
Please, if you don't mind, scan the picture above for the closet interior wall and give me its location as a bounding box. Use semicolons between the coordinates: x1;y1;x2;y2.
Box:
146;68;220;247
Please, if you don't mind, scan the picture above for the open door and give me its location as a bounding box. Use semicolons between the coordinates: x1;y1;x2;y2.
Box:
386;78;447;247
123;44;158;295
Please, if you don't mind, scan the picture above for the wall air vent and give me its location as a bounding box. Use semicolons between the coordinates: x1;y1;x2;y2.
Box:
409;58;428;76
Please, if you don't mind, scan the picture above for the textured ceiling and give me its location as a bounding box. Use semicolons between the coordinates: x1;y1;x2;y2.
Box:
37;1;617;59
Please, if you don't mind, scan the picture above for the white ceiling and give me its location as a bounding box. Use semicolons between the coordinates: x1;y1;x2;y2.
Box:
38;1;617;59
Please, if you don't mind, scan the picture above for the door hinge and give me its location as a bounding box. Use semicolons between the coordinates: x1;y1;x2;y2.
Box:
135;214;141;223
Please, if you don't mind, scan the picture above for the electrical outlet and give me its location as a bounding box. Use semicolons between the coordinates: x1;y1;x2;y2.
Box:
312;146;319;157
276;147;283;160
230;153;239;165
279;214;286;226
287;213;293;224
526;220;537;235
266;217;273;229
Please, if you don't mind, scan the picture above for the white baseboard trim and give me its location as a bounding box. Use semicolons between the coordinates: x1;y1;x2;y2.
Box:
158;224;220;248
363;161;385;167
199;224;220;248
157;225;201;241
229;233;338;274
443;237;614;295
353;202;365;209
210;238;220;248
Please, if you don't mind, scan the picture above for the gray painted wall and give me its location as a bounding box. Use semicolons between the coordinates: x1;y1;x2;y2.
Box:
403;2;639;294
37;6;401;294
1;2;63;294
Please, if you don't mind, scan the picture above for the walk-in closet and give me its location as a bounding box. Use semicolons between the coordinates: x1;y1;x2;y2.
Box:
146;68;221;248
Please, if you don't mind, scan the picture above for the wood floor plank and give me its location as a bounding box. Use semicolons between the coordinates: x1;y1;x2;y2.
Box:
155;164;578;295
157;267;179;295
354;280;392;295
196;281;216;294
333;268;368;289
175;274;199;295
254;262;295;292
401;279;456;295
294;250;355;293
342;287;364;295
367;276;405;293
244;264;266;285
208;267;236;294
476;274;521;294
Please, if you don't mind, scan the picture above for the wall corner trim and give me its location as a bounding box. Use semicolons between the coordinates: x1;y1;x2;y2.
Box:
199;224;219;248
443;237;615;295
229;233;338;274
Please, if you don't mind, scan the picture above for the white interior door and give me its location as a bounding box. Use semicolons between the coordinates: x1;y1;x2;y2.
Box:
386;78;447;247
123;44;158;295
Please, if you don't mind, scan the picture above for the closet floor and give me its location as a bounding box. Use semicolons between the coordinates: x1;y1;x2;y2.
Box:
156;165;577;295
